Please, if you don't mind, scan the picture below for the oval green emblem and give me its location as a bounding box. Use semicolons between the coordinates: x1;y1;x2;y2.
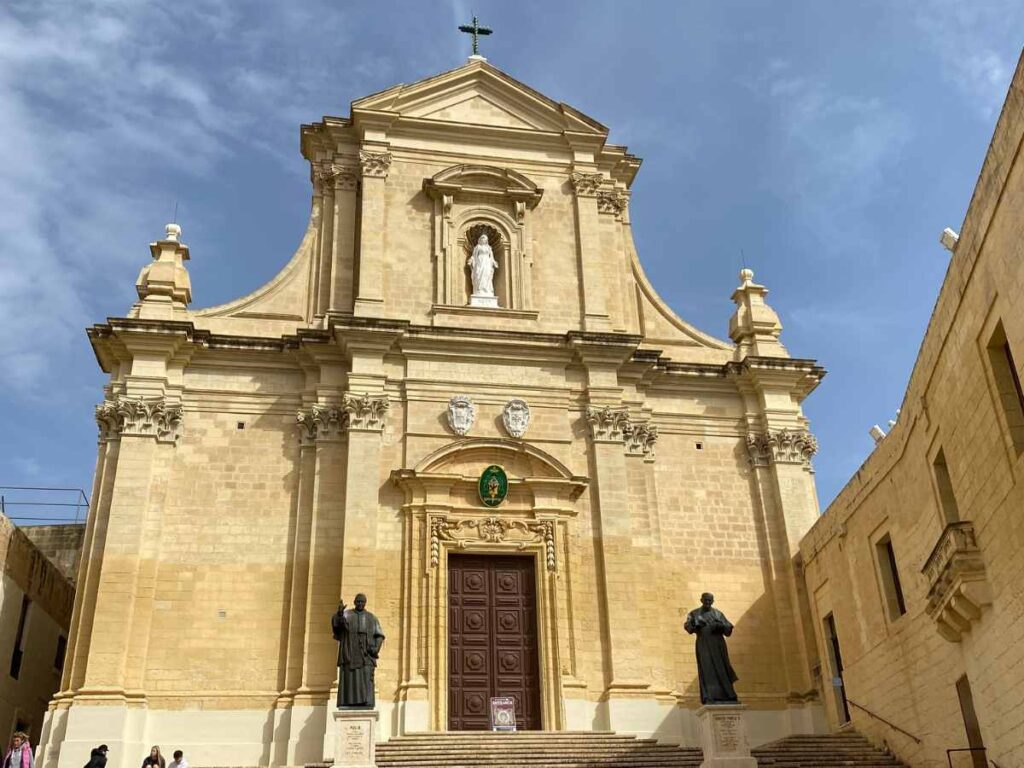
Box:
478;465;508;507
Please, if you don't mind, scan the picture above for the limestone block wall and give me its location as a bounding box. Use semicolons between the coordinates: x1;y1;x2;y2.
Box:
800;53;1024;768
23;525;85;585
41;329;827;768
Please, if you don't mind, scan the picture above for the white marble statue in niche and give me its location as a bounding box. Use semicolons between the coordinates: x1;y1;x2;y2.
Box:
467;232;499;308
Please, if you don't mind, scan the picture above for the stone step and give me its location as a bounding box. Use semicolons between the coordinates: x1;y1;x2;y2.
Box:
310;730;906;768
376;733;702;768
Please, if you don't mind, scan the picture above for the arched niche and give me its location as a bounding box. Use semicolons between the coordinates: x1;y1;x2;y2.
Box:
423;165;543;313
458;212;515;310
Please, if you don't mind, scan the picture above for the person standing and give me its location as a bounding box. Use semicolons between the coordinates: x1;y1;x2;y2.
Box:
166;750;187;768
84;745;108;768
3;732;33;768
141;747;165;768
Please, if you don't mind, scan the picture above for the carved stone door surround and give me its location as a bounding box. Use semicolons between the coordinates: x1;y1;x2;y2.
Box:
391;438;586;732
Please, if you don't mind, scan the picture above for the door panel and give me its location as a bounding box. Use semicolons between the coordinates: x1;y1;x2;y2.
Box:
448;554;541;730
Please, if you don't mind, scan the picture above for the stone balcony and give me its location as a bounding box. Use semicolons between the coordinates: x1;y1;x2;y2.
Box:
922;521;992;642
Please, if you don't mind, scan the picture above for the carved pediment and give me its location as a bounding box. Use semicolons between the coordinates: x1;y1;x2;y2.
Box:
352;60;607;137
424;164;543;207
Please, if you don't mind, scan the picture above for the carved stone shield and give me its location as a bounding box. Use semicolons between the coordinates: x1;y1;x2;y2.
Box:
502;399;530;439
447;395;476;436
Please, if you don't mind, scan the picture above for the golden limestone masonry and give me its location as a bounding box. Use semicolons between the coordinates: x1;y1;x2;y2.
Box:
38;58;829;768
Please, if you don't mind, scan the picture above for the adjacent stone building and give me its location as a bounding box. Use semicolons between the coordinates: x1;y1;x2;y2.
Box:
24;525;86;585
0;515;75;747
800;54;1024;767
38;58;828;768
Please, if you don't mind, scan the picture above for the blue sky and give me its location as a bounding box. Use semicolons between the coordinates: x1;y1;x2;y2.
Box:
1;0;1021;522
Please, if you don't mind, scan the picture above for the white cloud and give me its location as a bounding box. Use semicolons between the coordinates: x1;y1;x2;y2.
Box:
0;0;379;400
913;0;1021;120
747;61;912;248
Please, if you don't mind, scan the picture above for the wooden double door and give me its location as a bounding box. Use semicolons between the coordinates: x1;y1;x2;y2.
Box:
448;554;542;730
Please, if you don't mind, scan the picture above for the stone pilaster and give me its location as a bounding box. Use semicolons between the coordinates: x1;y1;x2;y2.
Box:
574;335;652;722
354;149;392;318
78;395;182;699
314;162;359;316
297;403;349;696
570;169;612;331
734;355;824;706
338;392;390;599
312;163;336;317
332;168;359;313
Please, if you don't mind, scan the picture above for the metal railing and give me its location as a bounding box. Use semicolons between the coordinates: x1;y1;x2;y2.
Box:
0;486;90;524
847;699;922;744
945;747;987;767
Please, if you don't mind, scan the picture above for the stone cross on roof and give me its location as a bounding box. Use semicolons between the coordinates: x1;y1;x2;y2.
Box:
458;15;492;57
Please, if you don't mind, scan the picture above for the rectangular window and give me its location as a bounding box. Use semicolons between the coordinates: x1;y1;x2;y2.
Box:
875;534;907;620
932;448;960;524
987;321;1024;453
54;634;68;674
9;596;31;679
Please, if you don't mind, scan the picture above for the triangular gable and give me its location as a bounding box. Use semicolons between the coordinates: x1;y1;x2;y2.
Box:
352;59;608;136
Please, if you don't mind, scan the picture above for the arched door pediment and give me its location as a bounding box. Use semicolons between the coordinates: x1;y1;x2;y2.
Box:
392;438;586;512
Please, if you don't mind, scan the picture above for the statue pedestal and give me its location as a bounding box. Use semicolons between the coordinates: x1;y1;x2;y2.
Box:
469;294;498;308
696;704;757;768
332;709;378;768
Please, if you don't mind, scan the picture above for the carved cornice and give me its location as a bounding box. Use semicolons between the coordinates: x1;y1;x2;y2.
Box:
359;149;392;179
569;171;602;198
95;396;182;445
429;515;556;572
585;405;631;442
597;190;627;217
746;428;818;472
343;392;390;432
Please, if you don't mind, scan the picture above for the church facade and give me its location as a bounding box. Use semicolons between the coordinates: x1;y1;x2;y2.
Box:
38;59;827;768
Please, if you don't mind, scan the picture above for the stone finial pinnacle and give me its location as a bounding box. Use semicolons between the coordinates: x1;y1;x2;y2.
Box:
728;267;789;360
129;221;193;320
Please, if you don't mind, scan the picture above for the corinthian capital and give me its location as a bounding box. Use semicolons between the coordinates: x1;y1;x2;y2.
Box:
342;392;390;432
359;149;392;179
746;428;818;472
597;190;627;217
95;396;182;444
585;405;632;442
625;421;658;460
569;171;602;198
